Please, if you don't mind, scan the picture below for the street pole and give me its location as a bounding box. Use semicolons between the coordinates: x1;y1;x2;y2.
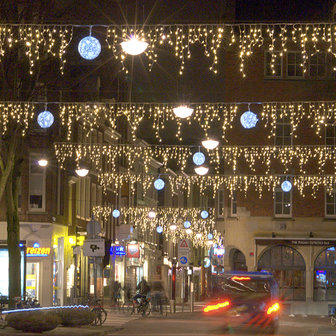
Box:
94;256;97;300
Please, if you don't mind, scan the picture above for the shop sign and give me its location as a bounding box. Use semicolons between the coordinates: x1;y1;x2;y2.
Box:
255;238;336;246
110;245;126;256
26;247;50;257
127;243;140;258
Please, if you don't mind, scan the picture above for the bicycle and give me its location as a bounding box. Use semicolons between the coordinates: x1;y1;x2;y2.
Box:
128;295;151;317
88;299;107;326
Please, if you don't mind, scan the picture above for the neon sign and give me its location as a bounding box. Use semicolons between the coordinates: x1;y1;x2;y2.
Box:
26;247;50;257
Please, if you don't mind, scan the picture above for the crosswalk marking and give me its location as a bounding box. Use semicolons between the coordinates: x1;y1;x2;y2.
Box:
104;312;139;327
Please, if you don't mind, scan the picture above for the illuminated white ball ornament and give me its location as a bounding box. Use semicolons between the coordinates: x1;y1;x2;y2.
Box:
184;221;191;229
156;226;163;234
281;180;292;192
112;209;120;218
121;36;148;55
207;233;213;240
201;210;209;219
78;36;101;60
75;168;89;177
148;210;156;219
37;111;54;129
169;224;177;231
193;152;205;166
154;178;165;190
240;105;258;129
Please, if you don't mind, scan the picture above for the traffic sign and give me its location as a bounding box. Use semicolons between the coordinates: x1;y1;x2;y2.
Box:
83;238;105;256
178;239;190;267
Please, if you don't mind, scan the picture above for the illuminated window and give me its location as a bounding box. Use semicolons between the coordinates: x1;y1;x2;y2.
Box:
29;154;46;211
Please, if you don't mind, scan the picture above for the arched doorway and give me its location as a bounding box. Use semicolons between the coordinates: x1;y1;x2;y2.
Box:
231;249;247;271
258;245;305;301
314;247;336;301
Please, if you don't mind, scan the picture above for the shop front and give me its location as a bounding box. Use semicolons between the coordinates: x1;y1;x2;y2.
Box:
255;237;336;315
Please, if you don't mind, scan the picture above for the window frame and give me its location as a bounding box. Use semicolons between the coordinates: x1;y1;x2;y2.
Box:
264;51;283;78
274;113;293;146
286;51;305;79
217;188;225;218
325;184;336;218
230;191;237;217
274;177;292;218
309;52;327;79
28;153;46;212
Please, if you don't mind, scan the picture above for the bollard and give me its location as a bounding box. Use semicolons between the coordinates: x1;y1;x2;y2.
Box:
170;299;176;313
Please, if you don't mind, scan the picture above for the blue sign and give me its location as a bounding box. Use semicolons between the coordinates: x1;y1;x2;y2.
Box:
180;256;188;264
110;245;126;256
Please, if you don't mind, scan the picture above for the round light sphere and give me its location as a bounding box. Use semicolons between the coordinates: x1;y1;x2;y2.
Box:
154;178;165;190
184;221;191;229
121;37;148;55
38;159;48;167
281;180;292;192
186;228;193;235
207;233;213;240
201;210;209;219
173;106;193;118
37;111;54;128
78;36;101;60
156;226;163;234
112;209;120;218
196;233;202;239
240;111;258;129
193;152;206;166
148;210;156;219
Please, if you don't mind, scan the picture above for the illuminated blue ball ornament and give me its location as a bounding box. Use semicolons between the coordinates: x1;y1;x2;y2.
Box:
240;111;258;129
184;221;191;229
156;226;163;234
193;152;206;166
112;209;120;218
207;233;213;240
281;181;292;192
201;210;209;219
154;178;165;190
78;36;101;60
37;111;54;128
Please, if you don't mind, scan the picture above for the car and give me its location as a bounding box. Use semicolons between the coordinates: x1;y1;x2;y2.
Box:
203;271;280;334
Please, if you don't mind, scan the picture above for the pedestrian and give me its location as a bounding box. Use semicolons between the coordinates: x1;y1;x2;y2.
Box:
112;280;121;305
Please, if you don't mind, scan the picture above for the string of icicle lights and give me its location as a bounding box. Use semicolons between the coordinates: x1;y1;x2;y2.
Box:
55;143;336;174
1;101;336;140
97;173;336;198
2;23;336;76
93;206;220;247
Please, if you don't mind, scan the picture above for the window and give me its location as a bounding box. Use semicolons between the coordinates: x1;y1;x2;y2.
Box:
287;52;304;78
217;189;224;218
275;114;292;145
258;245;306;301
29;154;46;212
309;52;326;78
325;125;336;146
230;191;237;217
274;177;292;217
76;177;90;219
314;247;336;301
264;51;282;77
325;184;336;217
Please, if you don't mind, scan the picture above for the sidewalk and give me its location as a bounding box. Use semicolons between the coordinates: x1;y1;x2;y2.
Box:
0;325;121;336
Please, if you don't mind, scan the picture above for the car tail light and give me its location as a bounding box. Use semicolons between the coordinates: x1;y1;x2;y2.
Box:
231;276;251;281
266;302;280;315
203;300;230;313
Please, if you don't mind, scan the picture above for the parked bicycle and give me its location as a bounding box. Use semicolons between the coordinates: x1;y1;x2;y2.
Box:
87;298;107;326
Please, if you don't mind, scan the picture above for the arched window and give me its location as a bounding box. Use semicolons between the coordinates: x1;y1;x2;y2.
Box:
258;245;305;301
314;247;336;301
231;249;247;271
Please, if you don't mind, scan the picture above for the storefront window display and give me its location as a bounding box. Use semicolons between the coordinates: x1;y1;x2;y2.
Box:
258;245;306;301
0;247;25;297
314;247;336;301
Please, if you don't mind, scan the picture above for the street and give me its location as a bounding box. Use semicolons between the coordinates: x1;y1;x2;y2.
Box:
107;314;336;336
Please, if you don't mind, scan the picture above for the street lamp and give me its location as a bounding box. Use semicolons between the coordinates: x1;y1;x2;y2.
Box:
38;159;48;167
75;168;89;177
121;36;148;55
173;105;193;118
194;166;209;175
202;139;219;150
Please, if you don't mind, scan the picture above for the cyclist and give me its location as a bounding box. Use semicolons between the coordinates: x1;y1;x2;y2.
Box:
133;277;150;308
